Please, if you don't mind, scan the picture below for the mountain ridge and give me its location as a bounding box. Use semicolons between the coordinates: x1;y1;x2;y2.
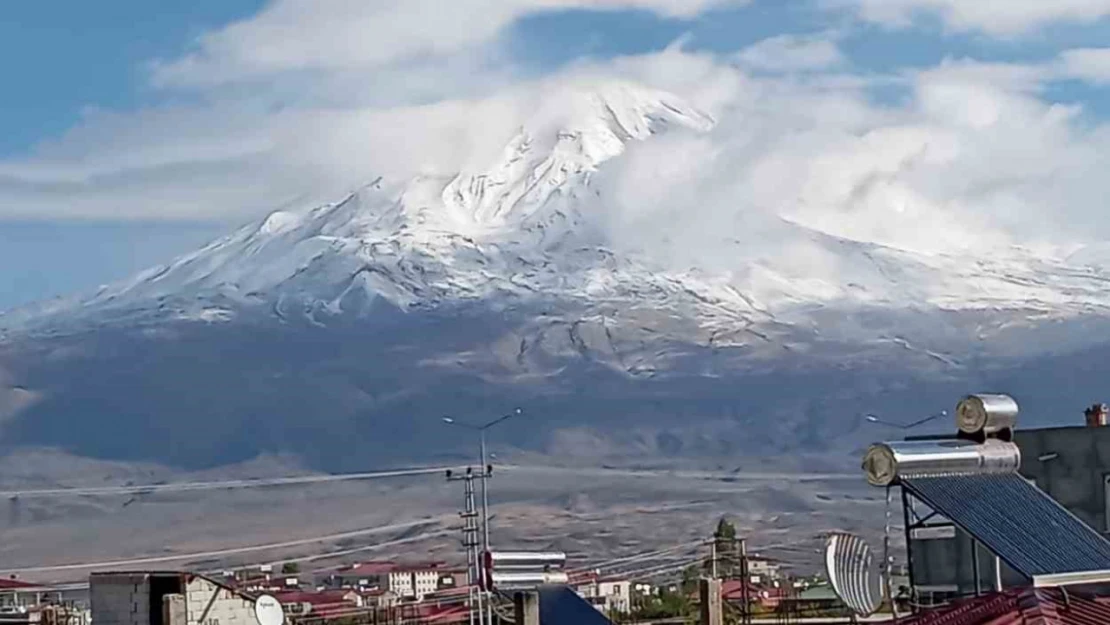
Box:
5;80;1110;470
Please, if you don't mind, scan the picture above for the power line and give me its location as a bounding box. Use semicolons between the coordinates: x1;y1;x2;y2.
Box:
294;528;456;570
567;539;706;574
26;524;457;591
617;559;703;582
0;466;460;499
1;515;451;575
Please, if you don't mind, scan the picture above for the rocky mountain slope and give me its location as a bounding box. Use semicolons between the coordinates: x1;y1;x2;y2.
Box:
4;81;1110;470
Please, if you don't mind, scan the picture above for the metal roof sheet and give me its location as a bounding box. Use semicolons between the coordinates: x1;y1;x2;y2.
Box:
899;587;1110;625
902;473;1110;578
538;585;613;625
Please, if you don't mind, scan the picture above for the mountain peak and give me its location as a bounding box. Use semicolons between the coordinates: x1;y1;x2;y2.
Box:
2;81;721;331
436;81;715;234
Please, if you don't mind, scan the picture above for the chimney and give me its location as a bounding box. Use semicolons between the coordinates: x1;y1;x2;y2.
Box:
1084;403;1109;427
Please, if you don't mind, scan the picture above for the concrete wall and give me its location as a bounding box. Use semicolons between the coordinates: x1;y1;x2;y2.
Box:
183;577;255;625
1017;426;1110;532
91;575;258;625
91;574;151;625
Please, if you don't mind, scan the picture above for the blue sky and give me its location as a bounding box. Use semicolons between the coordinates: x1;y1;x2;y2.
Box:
5;0;1110;310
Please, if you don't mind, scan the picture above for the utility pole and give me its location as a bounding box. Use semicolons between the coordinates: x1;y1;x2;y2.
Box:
699;578;722;625
710;538;718;579
739;538;750;625
480;430;491;557
443;408;523;625
447;468;484;625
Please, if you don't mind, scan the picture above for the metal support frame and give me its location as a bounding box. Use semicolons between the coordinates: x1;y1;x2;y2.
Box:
900;486;916;614
972;541;982;596
901;483;965;604
448;469;484;625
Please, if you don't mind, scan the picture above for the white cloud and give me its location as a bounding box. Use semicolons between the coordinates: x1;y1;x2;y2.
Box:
1057;47;1110;83
735;34;845;72
587;52;1110;270
832;0;1110;35
1;0;748;222
151;0;743;88
7;0;1110;283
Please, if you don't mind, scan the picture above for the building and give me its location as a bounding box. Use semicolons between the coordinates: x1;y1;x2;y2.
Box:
318;562;394;591
899;587;1110;624
0;579;58;613
780;585;847;618
355;589;397;610
572;573;631;614
746;556;782;583
319;562;457;601
90;572;259;625
272;590;360;618
906;406;1110;600
386;563;448;601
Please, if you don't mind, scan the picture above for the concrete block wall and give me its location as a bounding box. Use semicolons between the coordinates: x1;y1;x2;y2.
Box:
163;595;186;625
1018;426;1110;532
91;574;150;625
184;577;255;625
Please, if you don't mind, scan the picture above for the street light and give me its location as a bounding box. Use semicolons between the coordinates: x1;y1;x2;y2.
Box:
444;408;522;547
443;408;524;622
864;409;948;430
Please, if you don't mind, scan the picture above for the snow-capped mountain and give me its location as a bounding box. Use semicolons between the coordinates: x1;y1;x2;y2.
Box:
6;81;1110;470
13;82;1110;339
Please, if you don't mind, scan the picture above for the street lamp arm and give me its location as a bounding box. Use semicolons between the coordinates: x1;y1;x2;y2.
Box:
902;410;948;429
481;408;523;431
443;416;483;431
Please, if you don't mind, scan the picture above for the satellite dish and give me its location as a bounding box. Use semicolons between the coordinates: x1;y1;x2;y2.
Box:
824;533;884;616
254;594;285;625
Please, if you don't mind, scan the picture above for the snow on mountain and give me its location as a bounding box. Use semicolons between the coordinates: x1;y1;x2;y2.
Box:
9;80;1110;357
12;81;1110;469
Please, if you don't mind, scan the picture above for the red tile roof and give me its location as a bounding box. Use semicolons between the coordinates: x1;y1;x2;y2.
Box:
412;603;470;624
273;590;356;607
339;562;396;576
0;579;48;591
720;580;761;602
392;561;448;573
900;587;1110;625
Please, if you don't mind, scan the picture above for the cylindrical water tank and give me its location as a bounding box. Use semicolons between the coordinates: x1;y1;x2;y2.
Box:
485;551;566;570
862;439;1021;486
956;394;1018;439
489;571;569;590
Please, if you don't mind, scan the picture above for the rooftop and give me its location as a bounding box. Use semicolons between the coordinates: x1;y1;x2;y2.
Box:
0;579;50;591
336;562;395;576
900;587;1110;625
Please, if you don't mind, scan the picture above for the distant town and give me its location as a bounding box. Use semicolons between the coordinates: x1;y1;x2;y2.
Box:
6;395;1110;625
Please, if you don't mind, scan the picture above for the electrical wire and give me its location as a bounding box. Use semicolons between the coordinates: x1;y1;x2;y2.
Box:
567;540;706;575
0;466;462;499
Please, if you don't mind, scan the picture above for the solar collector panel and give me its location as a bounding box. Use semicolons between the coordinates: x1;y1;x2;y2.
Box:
902;473;1110;578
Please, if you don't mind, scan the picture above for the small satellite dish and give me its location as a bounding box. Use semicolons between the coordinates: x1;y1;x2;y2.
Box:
824;533;884;616
254;594;285;625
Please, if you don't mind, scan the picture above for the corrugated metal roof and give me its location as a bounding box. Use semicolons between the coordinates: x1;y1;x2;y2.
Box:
900;587;1110;625
902;473;1110;577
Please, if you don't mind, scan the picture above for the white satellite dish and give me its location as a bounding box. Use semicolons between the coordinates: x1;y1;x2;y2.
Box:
254;594;285;625
824;533;884;616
